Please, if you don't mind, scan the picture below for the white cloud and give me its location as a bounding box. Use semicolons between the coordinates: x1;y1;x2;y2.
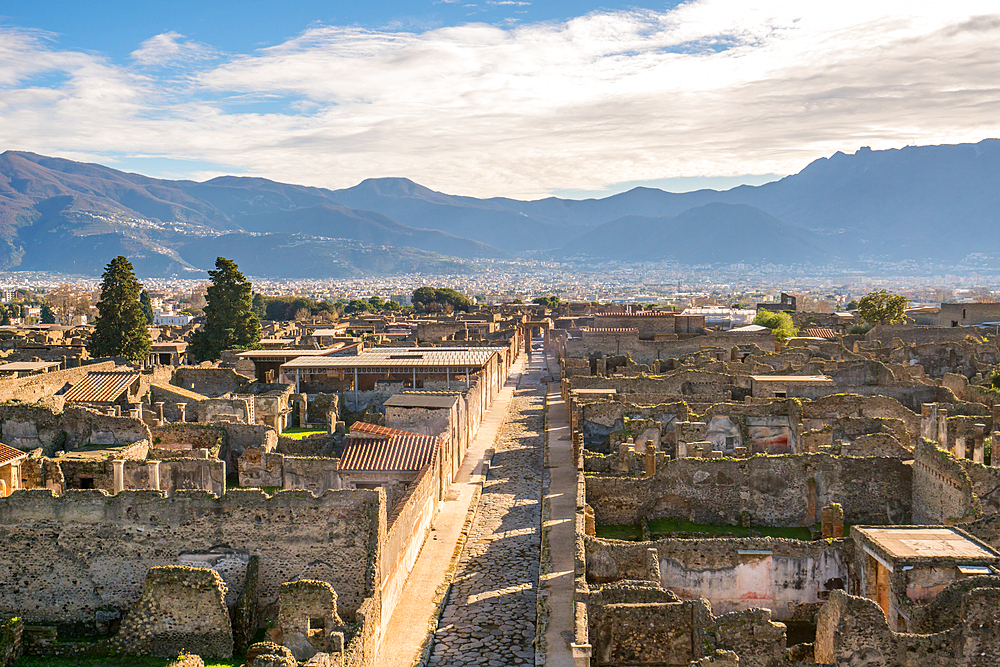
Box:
130;31;217;66
2;2;1000;198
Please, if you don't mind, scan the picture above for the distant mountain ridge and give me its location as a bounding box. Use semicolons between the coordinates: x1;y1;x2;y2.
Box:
1;139;999;276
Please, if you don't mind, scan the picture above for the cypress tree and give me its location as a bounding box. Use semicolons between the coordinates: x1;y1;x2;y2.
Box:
40;304;56;324
88;256;152;364
139;289;155;325
0;305;9;326
190;257;261;362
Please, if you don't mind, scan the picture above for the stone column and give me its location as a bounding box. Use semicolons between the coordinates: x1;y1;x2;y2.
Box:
129;409;140;420
584;504;596;536
177;403;187;423
147;460;161;492
676;440;688;459
974;424;987;464
112;459;125;494
155;402;165;424
920;403;936;441
937;408;948;448
134;403;144;421
645;449;656;477
821;503;844;538
299;394;308;428
956;434;967;460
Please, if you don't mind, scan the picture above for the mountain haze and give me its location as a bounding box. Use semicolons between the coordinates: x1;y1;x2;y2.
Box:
1;139;998;276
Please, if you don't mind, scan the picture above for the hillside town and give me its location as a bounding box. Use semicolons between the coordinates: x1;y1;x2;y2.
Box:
0;255;996;667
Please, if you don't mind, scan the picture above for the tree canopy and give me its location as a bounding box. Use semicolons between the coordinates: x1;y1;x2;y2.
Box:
0;305;9;326
412;287;472;313
139;290;154;325
858;290;908;326
532;296;560;310
753;308;798;343
87;256;152;364
40;304;56;324
190;257;261;362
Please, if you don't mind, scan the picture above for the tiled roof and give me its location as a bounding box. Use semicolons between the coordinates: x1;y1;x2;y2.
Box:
339;423;438;473
596;312;673;317
63;371;139;403
0;442;28;466
802;328;838;339
281;347;504;371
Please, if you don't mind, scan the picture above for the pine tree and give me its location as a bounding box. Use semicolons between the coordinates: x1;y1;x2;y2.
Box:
0;305;9;326
139;289;155;324
87;256;152;365
190;257;261;362
40;304;56;324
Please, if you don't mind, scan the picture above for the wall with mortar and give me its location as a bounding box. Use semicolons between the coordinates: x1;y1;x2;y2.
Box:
566;330;775;366
911;440;980;524
171;368;253;398
585;453;912;527
958;460;1000;516
0;487;383;632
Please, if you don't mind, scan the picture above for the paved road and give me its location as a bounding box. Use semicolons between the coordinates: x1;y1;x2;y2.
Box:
375;354;528;667
427;355;548;666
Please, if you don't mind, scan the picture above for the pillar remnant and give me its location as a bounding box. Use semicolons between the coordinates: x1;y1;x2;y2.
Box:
821;503;844;538
155;402;165;424
112;459;125;494
147;460;161;492
177;403;187;423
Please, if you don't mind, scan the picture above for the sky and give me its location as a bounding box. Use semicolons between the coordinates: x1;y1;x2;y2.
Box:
2;1;1000;199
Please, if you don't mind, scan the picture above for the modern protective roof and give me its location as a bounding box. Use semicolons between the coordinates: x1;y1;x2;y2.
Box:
236;347;342;360
802;328;838;339
0;361;62;372
855;526;1000;562
280;347;503;371
384;393;460;409
750;375;834;383
339;422;439;473
63;371;140;403
0;443;28;466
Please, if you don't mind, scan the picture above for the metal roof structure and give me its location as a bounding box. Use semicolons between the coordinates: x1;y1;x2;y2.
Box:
750;375;834;383
235;347;343;360
383;393;461;409
280;347;504;371
63;371;140;403
339;422;439;473
0;443;28;466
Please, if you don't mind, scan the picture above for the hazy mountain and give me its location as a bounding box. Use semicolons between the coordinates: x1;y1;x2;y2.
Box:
2;139;1000;276
557;203;824;264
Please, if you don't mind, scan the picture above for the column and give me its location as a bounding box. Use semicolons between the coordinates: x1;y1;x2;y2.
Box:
155;402;165;425
147;460;161;492
937;408;948;448
177;403;187;423
974;424;987;464
112;459;125;494
920;403;936;441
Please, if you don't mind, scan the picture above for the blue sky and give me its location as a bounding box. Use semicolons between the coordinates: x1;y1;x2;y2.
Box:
1;2;998;198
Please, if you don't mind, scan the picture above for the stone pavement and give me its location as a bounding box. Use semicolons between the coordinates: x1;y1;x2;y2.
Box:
427;355;548;666
541;354;577;667
375;354;528;667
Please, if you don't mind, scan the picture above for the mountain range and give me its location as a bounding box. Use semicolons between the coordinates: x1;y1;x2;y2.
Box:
1;139;999;277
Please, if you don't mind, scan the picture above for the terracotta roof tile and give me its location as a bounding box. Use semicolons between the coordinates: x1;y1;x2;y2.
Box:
0;443;27;466
339;430;438;473
63;371;140;403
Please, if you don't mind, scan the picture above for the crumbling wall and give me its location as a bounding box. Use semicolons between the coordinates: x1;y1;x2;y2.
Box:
585;535;848;620
586;453;912;527
815;587;1000;667
958;459;1000;516
0;487;382;630
172;368;253;398
0;403;150;455
114;566;233;659
911;440;981;524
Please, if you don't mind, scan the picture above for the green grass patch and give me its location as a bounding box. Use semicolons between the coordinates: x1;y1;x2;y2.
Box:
646;518;816;541
595;524;644;541
281;427;328;440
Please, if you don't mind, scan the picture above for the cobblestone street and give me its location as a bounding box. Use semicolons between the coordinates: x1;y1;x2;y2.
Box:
428;370;545;666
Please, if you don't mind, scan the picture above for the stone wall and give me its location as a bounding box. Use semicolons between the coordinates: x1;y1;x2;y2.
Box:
911;440;981;524
0;360;117;403
0;403;150;455
113;566;233;659
0;617;21;667
0;487;382;631
585;453;912;527
958;459;1000;516
815;587;1000;667
585;535;849;620
172;367;253;398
